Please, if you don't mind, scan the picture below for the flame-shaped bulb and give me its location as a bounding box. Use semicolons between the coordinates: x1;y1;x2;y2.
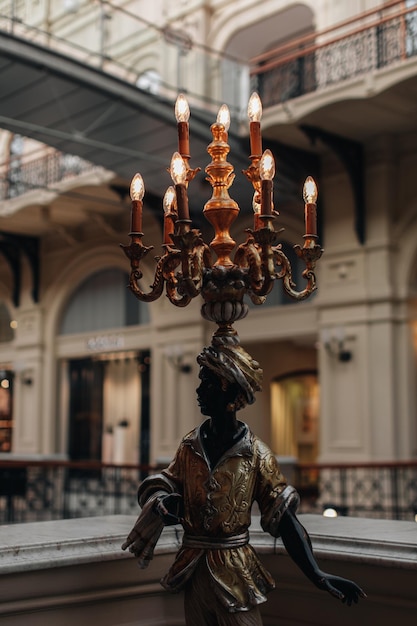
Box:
248;92;262;122
216;104;230;131
170;152;187;185
259;150;275;180
163;186;176;214
303;176;318;204
130;173;145;201
175;94;190;123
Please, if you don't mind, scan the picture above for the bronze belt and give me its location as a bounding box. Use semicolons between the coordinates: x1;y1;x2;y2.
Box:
182;530;249;550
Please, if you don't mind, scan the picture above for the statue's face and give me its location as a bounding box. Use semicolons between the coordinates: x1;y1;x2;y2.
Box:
196;367;232;417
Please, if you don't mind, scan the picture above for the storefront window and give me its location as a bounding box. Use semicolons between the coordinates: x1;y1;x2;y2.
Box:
0;371;13;452
270;371;319;463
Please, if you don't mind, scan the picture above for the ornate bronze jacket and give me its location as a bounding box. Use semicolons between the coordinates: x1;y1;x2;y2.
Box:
137;422;299;612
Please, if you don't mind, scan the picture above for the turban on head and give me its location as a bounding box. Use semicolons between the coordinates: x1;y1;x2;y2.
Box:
197;336;263;406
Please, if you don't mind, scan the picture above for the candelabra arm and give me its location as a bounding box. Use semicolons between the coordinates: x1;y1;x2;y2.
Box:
179;240;212;299
160;229;213;304
128;264;165;302
164;265;192;307
274;238;323;301
234;236;266;303
234;225;283;300
121;240;167;303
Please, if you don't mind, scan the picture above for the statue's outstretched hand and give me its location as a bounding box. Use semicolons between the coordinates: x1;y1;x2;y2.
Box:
316;574;367;606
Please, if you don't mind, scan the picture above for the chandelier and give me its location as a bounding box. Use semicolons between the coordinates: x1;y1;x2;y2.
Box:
121;93;323;338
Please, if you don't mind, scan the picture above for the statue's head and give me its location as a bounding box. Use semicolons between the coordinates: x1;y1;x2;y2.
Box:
196;336;263;415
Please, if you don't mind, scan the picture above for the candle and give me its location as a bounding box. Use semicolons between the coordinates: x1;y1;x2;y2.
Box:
248;92;262;157
259;149;275;215
129;172;144;233
163;186;177;245
303;176;318;236
170;152;189;221
175;93;190;157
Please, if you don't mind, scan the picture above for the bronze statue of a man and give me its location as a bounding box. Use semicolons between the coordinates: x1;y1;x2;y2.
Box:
123;336;365;625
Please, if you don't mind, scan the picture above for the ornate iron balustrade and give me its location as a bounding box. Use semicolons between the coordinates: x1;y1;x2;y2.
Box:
0;460;152;524
251;0;417;107
1;458;416;524
0;151;97;200
296;460;417;521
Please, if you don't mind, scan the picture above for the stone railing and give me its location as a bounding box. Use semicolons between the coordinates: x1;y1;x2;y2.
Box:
0;514;416;625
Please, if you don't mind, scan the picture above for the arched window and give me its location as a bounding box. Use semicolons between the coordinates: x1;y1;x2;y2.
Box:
0;302;14;343
59;268;149;335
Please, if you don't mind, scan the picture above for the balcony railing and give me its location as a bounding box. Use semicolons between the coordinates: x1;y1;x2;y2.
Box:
0;151;97;200
250;0;417;108
296;460;417;521
0;459;145;524
1;458;416;525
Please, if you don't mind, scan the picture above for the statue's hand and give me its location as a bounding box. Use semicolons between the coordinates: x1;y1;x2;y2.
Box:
154;493;184;525
316;574;366;606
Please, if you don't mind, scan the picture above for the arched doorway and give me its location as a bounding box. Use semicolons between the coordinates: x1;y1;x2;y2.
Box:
270;370;319;464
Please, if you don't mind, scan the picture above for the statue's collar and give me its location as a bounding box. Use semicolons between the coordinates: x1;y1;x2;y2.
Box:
185;420;253;466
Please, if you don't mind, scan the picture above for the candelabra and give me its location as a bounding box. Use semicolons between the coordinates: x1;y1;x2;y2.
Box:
121;93;323;338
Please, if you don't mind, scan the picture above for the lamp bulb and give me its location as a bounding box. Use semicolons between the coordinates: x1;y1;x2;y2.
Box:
303;176;318;204
163;186;176;214
175;93;190;123
259;149;275;181
170;152;187;185
248;92;262;122
130;173;145;201
216;104;230;132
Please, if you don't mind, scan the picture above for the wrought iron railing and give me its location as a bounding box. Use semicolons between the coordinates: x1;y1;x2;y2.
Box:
0;151;97;200
0;460;147;524
296;460;417;521
1;458;417;524
250;0;417;108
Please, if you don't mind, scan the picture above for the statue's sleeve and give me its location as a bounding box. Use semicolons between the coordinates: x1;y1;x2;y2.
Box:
121;442;185;568
254;439;300;538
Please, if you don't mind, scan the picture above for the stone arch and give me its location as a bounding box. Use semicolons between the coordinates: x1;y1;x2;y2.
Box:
210;1;316;60
42;245;158;342
208;2;316;121
58;267;150;335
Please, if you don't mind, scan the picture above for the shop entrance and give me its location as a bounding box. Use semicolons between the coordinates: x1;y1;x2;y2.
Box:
67;350;151;465
68;359;104;461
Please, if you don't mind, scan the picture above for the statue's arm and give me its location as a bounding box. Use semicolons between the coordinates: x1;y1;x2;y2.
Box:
278;508;366;605
121;449;185;565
